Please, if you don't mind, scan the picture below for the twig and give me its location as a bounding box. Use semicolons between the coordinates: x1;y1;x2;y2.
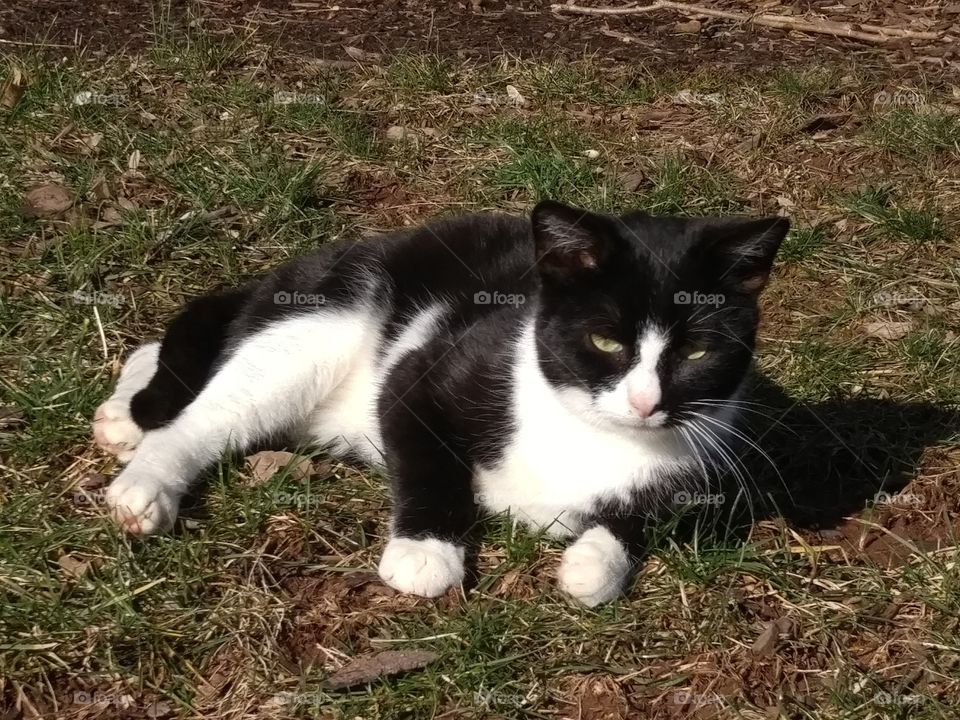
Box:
551;2;942;44
0;37;77;48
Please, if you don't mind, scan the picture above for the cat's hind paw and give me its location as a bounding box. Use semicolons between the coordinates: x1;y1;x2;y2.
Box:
105;468;181;536
378;537;465;598
93;400;143;463
558;526;632;607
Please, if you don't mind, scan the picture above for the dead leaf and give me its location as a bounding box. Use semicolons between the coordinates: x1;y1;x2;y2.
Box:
343;46;380;62
91;174;113;200
58;554;93;580
736;133;764;152
99;205;123;226
244;450;313;485
115;196;138;213
752;621;779;657
145;700;174;718
322;650;439;690
22;183;73;219
127;149;141;171
863;320;915;340
617;170;645;193
1;66;26;109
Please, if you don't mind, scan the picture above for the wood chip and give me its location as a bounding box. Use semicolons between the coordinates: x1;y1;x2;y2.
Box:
801;112;851;133
322;650;439;690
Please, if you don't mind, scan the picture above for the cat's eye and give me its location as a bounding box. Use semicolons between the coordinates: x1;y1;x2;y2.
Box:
682;344;708;361
589;334;623;353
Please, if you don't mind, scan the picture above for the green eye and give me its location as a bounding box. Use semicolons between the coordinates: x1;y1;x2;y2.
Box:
687;349;707;360
683;344;708;360
590;334;623;353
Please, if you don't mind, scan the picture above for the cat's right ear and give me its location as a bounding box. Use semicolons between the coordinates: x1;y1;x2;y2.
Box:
532;200;612;283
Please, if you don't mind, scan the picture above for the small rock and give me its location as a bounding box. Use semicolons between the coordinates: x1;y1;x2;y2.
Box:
506;84;527;107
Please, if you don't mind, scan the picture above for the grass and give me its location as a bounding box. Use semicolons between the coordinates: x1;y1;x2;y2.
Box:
1;24;959;720
837;186;947;242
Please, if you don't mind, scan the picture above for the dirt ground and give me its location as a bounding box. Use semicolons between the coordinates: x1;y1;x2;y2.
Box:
4;0;959;75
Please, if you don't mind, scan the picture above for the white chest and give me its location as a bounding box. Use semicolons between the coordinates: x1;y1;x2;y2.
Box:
473;336;690;537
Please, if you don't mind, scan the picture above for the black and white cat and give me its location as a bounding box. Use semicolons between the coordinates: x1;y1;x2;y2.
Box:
92;200;788;606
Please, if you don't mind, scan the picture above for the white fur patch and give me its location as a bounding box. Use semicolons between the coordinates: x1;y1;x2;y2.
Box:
558;526;632;607
474;322;690;537
105;467;181;535
306;302;446;464
92;342;160;462
595;326;668;427
378;536;465;597
105;312;374;535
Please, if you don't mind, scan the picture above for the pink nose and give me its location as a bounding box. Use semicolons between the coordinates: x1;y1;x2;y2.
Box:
628;393;660;419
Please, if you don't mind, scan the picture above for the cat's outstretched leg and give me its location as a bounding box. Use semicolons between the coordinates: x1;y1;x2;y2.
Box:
92;343;160;463
105;313;367;535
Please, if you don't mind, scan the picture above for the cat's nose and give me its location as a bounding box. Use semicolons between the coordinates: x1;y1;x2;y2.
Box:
628;392;661;419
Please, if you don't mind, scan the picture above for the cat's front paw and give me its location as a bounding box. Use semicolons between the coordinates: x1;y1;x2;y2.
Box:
105;467;181;536
378;537;465;598
558;526;632;607
93;399;143;463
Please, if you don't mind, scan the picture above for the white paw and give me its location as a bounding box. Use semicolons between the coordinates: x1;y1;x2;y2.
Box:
93;399;143;463
558;527;632;607
378;537;465;598
105;467;181;535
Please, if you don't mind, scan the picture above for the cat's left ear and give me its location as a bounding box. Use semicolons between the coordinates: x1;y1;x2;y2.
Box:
700;216;790;294
532;200;614;283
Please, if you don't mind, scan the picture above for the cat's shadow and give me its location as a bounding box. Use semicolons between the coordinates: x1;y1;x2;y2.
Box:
698;373;958;534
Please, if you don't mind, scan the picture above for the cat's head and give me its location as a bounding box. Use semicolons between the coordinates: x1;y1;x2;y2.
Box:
531;199;789;431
